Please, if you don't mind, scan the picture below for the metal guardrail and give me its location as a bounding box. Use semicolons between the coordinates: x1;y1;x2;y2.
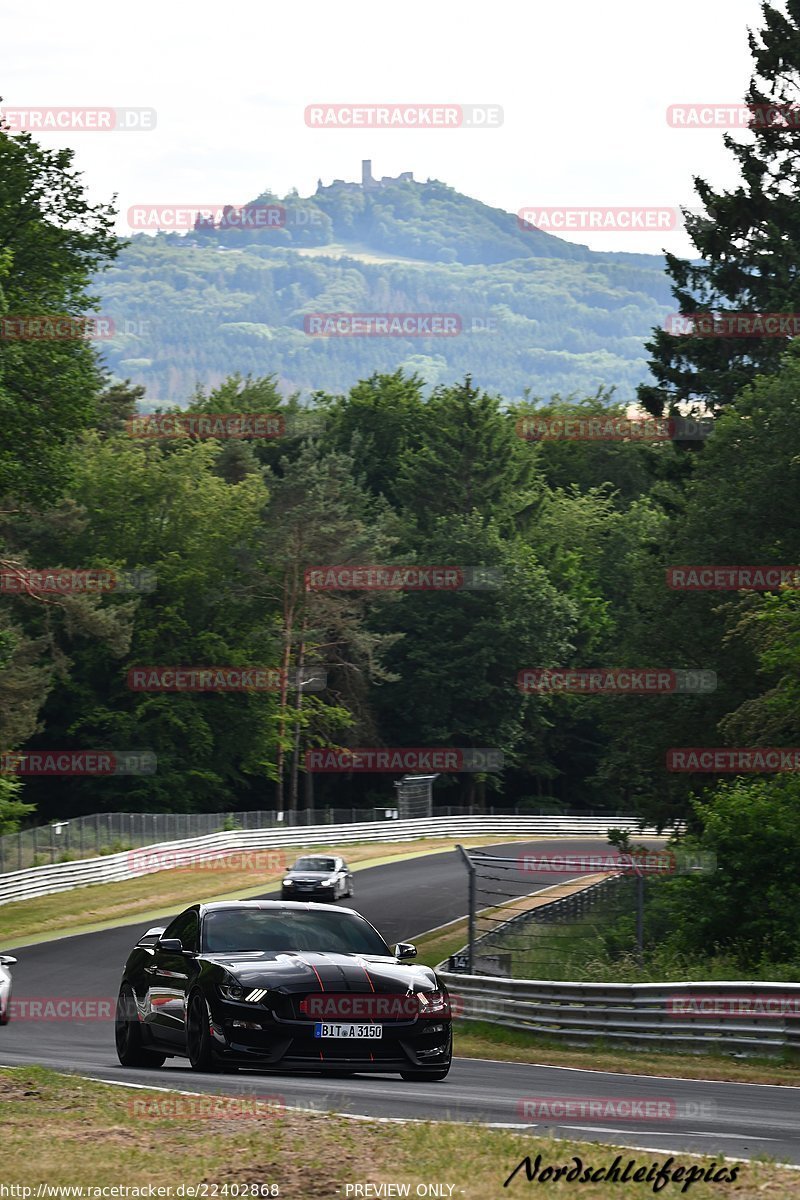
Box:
440;973;800;1057
440;880;800;1057
0;814;671;907
0;805;620;873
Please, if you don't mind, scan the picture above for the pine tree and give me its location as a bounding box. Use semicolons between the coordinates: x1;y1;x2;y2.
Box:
639;0;800;415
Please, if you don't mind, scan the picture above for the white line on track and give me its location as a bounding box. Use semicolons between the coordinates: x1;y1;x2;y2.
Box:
459;1055;800;1089
7;1067;793;1170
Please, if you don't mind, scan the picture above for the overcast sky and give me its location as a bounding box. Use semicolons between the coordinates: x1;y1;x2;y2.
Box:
3;0;766;257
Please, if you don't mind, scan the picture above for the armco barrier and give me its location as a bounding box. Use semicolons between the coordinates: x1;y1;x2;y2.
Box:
440;973;800;1057
0;814;673;907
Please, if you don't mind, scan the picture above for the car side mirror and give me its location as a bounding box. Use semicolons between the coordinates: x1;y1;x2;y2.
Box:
0;955;17;966
395;942;417;960
158;938;184;953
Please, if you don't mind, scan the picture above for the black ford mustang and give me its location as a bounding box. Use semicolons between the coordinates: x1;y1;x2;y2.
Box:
115;900;452;1080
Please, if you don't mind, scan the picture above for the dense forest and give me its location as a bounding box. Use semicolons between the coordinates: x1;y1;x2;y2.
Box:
3;0;800;975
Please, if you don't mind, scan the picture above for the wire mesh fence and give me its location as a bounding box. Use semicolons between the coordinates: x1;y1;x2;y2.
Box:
450;846;678;981
393;774;438;819
0;802;566;873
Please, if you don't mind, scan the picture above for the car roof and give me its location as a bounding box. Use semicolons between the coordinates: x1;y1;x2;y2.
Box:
197;899;356;915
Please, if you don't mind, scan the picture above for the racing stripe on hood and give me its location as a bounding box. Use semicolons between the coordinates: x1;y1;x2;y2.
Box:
293;953;326;992
355;956;376;992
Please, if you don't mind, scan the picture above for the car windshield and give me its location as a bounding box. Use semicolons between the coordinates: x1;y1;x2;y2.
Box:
202;908;389;956
293;858;337;872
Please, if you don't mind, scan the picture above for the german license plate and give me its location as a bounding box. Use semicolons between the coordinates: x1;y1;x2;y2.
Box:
314;1022;383;1039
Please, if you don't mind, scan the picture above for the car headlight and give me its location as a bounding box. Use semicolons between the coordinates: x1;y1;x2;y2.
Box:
218;981;247;1001
320;878;335;887
416;989;450;1016
283;878;295;886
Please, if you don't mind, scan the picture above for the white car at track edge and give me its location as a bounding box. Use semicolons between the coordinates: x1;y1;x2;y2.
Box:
0;954;17;1024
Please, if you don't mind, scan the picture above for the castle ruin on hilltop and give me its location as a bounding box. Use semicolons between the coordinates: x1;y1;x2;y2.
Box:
316;160;414;194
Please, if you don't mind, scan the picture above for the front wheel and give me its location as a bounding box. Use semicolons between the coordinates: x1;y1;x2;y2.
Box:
115;984;166;1068
186;990;220;1072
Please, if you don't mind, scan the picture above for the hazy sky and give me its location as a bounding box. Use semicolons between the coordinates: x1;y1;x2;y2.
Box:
3;0;766;256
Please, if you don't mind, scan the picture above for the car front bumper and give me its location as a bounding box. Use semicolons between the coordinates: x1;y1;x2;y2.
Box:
210;999;452;1071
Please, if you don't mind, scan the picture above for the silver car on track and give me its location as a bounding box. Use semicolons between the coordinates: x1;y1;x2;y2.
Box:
0;954;16;1025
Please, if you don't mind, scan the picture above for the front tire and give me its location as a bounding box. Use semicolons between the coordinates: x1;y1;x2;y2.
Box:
115;984;166;1068
186;990;220;1072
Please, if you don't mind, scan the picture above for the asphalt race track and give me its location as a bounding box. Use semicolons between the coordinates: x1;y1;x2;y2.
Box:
2;839;798;1166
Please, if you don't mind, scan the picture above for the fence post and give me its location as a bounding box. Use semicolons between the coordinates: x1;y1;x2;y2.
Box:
636;874;645;968
456;844;476;975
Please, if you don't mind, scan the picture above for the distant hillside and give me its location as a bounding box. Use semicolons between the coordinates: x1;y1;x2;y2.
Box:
96;174;675;404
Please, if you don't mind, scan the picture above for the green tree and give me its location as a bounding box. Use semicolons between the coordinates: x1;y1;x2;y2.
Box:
396;377;540;533
0;116;118;502
0;776;34;834
639;1;800;415
375;514;576;808
257;444;401;813
317;370;426;505
657;775;800;968
17;433;279;817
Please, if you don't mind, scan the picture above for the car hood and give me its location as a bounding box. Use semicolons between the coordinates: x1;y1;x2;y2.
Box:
285;871;334;880
204;950;437;993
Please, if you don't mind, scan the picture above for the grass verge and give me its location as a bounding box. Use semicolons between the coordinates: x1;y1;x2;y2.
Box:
451;1021;800;1087
2;1067;795;1199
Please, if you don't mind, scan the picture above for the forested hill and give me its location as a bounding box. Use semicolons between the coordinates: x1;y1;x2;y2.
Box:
97;176;674;405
